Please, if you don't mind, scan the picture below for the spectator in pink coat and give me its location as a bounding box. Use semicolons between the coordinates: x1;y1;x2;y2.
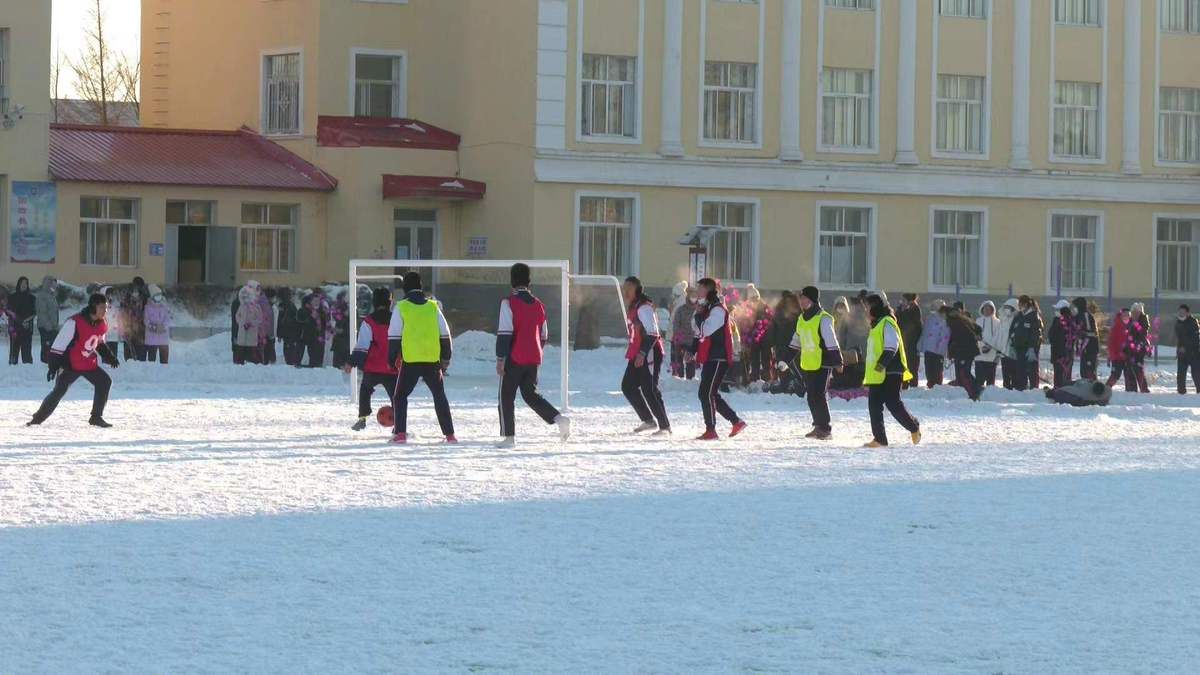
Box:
143;285;172;364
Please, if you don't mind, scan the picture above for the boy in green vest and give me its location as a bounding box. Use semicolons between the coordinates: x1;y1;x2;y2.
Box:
861;296;921;448
788;286;843;440
386;271;456;445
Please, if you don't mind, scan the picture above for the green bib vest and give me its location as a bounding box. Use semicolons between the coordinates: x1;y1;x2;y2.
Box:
863;315;913;385
397;299;441;363
794;310;833;372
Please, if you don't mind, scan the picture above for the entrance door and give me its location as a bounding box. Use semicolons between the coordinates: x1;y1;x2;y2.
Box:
177;226;208;283
394;209;437;291
208;226;238;287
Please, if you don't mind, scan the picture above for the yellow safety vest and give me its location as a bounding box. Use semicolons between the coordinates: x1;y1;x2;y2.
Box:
795;310;833;372
397;299;441;363
863;315;913;385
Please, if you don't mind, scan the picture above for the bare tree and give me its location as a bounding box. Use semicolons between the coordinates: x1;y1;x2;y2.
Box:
66;0;137;125
50;45;63;123
114;53;140;119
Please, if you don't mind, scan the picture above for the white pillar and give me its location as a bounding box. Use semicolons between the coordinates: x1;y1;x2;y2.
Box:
1010;0;1033;170
1121;0;1143;175
659;0;685;157
895;0;919;165
779;0;804;161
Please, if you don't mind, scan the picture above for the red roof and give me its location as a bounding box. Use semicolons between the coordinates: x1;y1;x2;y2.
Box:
48;124;338;192
318;116;461;150
382;174;486;201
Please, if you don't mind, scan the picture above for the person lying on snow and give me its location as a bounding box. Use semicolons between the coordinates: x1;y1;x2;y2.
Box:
1045;379;1112;407
27;293;119;428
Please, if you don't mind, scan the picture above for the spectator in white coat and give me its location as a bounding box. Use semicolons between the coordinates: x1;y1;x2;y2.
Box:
997;298;1020;389
975;301;1003;388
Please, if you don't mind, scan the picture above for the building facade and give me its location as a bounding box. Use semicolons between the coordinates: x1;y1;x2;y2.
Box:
5;0;1200;307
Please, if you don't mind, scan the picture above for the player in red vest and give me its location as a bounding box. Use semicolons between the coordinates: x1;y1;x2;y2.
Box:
495;263;571;448
621;276;671;435
27;293;120;427
346;287;399;431
692;278;747;440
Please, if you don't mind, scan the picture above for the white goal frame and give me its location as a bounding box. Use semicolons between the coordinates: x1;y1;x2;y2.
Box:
348;259;574;409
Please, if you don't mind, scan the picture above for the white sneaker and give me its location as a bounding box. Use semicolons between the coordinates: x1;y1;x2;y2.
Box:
495;436;516;449
633;421;657;433
650;428;672;438
556;415;572;441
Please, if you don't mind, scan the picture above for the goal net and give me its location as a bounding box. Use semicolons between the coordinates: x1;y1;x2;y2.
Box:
349;259;624;411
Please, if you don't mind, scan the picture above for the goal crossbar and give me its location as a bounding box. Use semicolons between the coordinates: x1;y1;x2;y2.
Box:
348;259;573;410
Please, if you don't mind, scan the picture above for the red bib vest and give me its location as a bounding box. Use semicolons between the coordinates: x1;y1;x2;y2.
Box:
67;314;108;372
696;304;732;365
508;295;546;366
364;315;398;375
625;300;662;361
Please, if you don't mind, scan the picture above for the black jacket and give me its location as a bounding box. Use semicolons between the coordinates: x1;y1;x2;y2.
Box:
1010;310;1044;354
1047;313;1072;360
9;277;35;326
946;311;981;361
277;301;301;341
896;302;923;354
1176;315;1200;359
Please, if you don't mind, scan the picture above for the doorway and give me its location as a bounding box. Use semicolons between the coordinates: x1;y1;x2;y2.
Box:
394;208;437;291
178;226;208;283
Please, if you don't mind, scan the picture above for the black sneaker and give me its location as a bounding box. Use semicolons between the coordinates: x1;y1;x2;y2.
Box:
26;418;42;427
812;428;832;441
88;416;113;428
351;418;367;431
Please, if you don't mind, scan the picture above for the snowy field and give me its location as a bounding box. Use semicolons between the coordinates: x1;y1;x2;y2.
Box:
2;333;1200;671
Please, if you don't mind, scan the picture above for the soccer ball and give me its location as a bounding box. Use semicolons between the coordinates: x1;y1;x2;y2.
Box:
376;406;395;427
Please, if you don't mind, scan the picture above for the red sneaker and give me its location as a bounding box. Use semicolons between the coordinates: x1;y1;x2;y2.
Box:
729;420;748;437
390;433;407;445
695;429;720;441
444;435;458;444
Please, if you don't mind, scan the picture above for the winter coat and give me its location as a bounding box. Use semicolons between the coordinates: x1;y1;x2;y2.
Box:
34;277;59;332
769;310;799;355
105;299;122;342
1073;298;1099;359
234;286;267;348
1107;316;1129;362
1010;309;1044;355
1176;315;1200;360
1048;312;1076;361
946;311;981;361
896;301;923;354
1123;315;1152;362
122;287;147;343
672;302;696;346
143;301;172;346
277;300;301;342
918;310;950;358
258;293;276;342
975;302;1003;363
996;299;1020;359
8;277;35;331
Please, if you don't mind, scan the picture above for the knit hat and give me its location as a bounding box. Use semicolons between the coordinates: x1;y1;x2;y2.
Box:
800;286;820;304
1053;299;1070;310
745;283;762;300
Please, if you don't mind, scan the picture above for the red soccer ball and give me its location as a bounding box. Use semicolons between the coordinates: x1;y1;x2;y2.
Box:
376;406;395;428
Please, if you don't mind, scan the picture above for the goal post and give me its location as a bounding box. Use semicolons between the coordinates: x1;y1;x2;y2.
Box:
348;259;574;409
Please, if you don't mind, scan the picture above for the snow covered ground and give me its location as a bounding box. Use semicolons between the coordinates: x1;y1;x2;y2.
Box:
2;333;1199;671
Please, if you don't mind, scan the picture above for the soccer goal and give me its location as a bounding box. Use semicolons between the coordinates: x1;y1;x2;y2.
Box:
349;259;582;409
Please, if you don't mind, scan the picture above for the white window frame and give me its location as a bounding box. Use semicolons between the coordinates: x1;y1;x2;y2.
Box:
701;61;759;145
260;47;304;137
1153;212;1200;297
79;197;139;269
239;203;298;273
165;200;216;226
825;0;875;10
1157;86;1200;165
939;0;987;18
572;191;640;278
579;54;638;140
814;200;876;291
574;0;646;146
0;28;9;115
1054;0;1102;26
820;68;875;152
697;0;766;150
1160;0;1200;33
928;205;989;292
1045;209;1104;295
934;74;987;156
347;48;407;119
1050;80;1105;164
816;2;882;155
695;196;761;285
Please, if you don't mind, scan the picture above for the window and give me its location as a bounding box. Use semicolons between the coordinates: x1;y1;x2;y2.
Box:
1055;0;1101;25
1049;213;1099;291
263;52;301;135
936;75;985;154
1161;0;1200;33
166;201;214;226
576;196;634;277
240;203;296;272
353;52;404;118
931;210;983;289
818;206;871;286
940;0;986;18
1157;218;1200;293
1053;81;1101;159
581;54;636;138
825;0;874;9
0;29;9;114
79;198;138;267
703;62;757;143
700;201;755;282
821;68;873;149
1159;87;1200;163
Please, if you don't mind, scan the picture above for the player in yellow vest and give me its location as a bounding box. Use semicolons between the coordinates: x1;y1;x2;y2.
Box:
861;296;921;448
787;286;843;440
386;271;456;445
